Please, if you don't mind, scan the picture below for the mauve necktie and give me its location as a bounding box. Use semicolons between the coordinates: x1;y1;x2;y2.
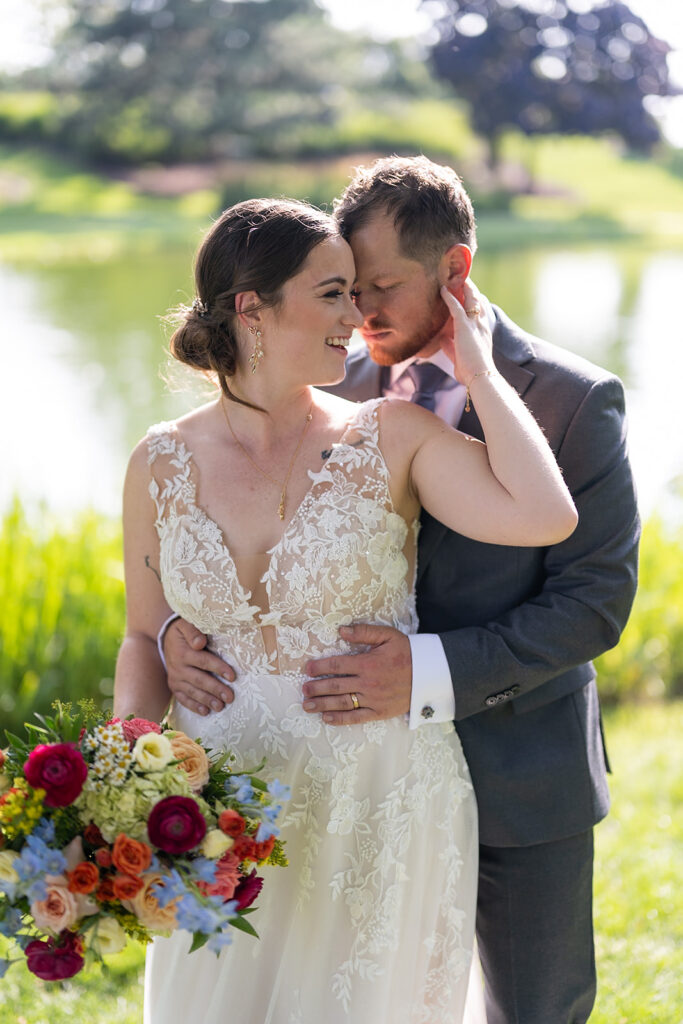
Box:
405;361;449;413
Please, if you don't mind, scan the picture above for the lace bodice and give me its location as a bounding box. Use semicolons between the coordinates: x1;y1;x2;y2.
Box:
146;398;419;680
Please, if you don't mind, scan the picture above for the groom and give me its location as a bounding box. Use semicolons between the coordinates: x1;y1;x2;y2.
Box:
161;157;639;1022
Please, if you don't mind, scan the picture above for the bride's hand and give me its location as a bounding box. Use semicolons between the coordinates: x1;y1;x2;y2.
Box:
439;279;495;387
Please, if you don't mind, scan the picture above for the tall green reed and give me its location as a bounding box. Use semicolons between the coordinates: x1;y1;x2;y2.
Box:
0;498;125;736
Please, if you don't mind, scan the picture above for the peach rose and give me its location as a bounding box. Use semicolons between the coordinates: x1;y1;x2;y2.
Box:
31;875;79;934
167;732;209;791
121;872;179;932
112;833;152;876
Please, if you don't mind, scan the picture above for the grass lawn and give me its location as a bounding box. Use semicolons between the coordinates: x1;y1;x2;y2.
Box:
1;702;680;1022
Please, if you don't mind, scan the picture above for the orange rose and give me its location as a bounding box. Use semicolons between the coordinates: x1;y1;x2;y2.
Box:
197;851;241;901
252;836;276;863
218;809;246;837
68;861;100;895
112;834;152;876
113;873;144;900
231;834;257;862
167;732;210;791
121;872;178;932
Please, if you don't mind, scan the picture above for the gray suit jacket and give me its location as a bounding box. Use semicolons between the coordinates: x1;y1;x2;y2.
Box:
326;305;640;846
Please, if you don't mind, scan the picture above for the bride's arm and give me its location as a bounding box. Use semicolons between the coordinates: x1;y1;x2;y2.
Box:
383;285;578;547
114;441;173;722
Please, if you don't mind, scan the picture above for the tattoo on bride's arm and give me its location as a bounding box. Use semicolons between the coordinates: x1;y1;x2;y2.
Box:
145;556;161;582
321;439;365;460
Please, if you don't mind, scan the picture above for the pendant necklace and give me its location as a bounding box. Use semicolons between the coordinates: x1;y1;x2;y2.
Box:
221;397;314;521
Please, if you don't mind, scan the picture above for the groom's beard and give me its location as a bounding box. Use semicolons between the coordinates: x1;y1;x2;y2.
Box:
360;291;450;367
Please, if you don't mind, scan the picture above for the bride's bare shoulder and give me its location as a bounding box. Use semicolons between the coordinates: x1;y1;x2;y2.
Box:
312;388;362;430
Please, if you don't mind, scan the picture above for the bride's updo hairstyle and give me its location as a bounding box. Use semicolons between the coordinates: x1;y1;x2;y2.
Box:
170;198;337;405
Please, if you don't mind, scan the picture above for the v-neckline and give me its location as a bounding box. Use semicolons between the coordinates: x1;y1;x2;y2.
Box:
173;407;375;612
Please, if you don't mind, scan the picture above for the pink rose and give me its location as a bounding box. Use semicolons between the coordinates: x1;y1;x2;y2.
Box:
24;743;87;807
233;869;264;910
31;875;79;934
147;796;206;854
120;718;162;746
25;930;84;981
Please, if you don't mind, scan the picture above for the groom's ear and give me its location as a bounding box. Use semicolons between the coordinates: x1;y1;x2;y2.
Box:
438;244;472;301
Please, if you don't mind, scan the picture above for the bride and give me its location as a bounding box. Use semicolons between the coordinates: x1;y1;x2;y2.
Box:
113;198;577;1024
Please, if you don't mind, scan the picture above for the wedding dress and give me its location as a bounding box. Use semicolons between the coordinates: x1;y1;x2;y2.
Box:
143;399;484;1024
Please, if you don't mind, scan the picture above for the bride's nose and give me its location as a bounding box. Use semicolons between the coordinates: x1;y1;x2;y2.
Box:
343;297;364;328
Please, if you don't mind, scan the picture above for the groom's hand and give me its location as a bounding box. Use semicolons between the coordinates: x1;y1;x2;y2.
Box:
164;619;236;716
302;624;412;724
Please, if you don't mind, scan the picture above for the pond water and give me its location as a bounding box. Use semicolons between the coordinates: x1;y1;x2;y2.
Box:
2;240;682;522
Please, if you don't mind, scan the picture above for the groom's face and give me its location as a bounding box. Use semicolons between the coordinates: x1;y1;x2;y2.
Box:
348;210;450;366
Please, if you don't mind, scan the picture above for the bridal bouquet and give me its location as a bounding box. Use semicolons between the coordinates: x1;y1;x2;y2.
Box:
0;701;289;981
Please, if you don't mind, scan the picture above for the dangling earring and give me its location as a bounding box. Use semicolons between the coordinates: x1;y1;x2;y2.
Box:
248;326;264;373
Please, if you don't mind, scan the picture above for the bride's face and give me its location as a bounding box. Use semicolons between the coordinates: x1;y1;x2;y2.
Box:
261;236;363;385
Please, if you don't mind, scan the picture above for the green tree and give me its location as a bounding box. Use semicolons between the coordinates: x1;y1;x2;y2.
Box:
24;0;406;163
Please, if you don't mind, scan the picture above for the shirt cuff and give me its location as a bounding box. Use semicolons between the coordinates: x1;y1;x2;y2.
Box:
157;613;181;671
408;634;456;729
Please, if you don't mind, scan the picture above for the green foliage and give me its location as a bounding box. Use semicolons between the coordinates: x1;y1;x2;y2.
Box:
0;92;61;142
13;0;417;165
0;499;125;738
592;703;683;1022
596;517;683;704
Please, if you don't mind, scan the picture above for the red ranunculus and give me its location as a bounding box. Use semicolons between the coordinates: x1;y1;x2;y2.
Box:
24;743;88;807
120;718;162;746
233;869;264;910
147;796;206;854
25;930;85;981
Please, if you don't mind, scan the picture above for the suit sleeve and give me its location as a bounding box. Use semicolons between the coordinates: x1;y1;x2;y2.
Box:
440;374;640;720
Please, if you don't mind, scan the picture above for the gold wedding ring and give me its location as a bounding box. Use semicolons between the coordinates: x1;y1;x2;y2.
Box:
465;305;481;319
350;692;360;710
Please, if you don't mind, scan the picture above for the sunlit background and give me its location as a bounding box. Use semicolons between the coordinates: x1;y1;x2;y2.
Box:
1;0;682;523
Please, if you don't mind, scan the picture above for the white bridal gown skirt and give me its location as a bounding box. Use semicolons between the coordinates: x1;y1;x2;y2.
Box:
144;706;484;1024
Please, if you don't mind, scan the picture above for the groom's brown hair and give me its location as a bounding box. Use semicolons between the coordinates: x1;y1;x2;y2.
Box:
333;155;477;267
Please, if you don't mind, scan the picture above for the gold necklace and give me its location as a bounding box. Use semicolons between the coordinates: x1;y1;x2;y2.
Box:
221;397;314;520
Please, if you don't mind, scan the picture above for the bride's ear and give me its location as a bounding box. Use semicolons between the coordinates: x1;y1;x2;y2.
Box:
235;290;263;332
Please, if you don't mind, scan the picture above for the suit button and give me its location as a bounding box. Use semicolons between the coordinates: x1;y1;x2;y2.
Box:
421;705;435;719
485;696;498;707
